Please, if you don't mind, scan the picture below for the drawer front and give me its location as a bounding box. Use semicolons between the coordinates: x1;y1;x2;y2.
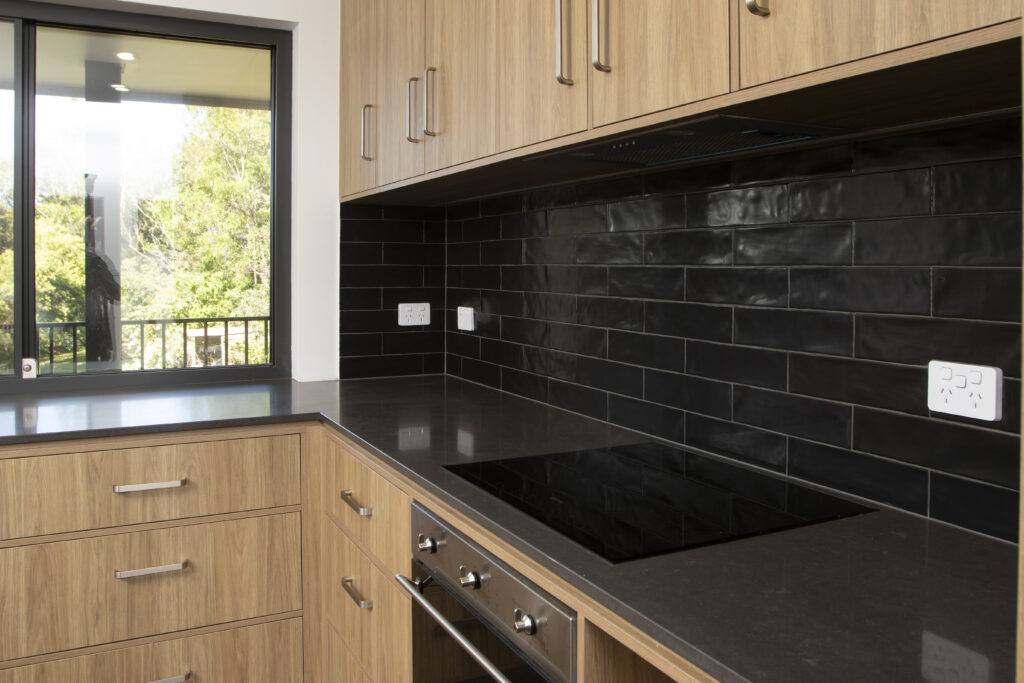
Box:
325;437;409;574
0;618;303;683
326;519;411;683
327;620;373;683
0;513;301;661
0;434;300;540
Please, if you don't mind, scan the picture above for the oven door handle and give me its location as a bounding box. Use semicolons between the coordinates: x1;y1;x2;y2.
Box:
395;574;514;683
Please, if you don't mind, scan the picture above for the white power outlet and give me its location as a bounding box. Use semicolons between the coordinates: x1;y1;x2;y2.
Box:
927;360;1002;421
397;302;430;327
457;306;475;331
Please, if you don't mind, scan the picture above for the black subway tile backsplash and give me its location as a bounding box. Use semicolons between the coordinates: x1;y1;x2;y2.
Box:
789;354;926;415
686;267;788;307
932;268;1022;322
576;296;645;331
933;158;1023;214
645;229;732;265
735;223;852;265
790;169;930;221
789;267;931;314
734;308;853;355
609;266;686;300
575;233;644;264
608;195;687;232
548;204;608;235
608;330;686;372
854;213;1022;266
685;413;787;471
644;369;732;419
733;386;852;448
645;301;732;342
685;341;787;390
687;185;788;227
929;474;1018;541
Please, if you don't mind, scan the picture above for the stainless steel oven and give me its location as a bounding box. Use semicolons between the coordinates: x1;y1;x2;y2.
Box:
396;502;576;683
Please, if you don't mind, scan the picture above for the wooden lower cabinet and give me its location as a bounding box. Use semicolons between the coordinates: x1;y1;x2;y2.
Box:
326;620;374;683
0;618;303;683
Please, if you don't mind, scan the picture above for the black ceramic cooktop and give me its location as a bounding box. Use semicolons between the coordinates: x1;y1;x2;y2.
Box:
445;442;875;563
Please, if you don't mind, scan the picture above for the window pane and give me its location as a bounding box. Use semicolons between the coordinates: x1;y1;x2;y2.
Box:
34;27;272;375
0;22;12;375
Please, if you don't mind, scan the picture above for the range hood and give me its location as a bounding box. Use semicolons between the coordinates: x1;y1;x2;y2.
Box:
531;115;847;169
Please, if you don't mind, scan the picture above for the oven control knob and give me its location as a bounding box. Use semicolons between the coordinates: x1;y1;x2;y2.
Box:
417;534;438;554
512;608;537;636
458;565;482;590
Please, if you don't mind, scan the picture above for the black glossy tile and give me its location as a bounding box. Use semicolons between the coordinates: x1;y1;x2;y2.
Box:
340;265;423;288
934;158;1023;214
929;474;1019;541
340;333;381;357
340;354;424;379
644;162;731;196
339;203;382;220
382;287;444;310
608;396;685;443
644;229;732;265
608;267;685;300
446;222;463;243
548;204;608;235
547;266;607;295
548;380;607;420
447;242;480;265
446;200;479;221
574;357;644;397
734;386;851;447
340;288;380;310
645;301;732;342
686;267;788;307
522;346;577;381
473;312;501;340
790;267;930;314
423;353;444;373
788;440;927;514
933;268;1021;322
524;236;575;264
462;266;501;290
523;293;577;322
576;176;644;204
340;243;381;264
644;369;731;419
855;316;1020;377
575;233;643;264
446;354;462;375
502;317;549;346
502;211;547;238
733;144;852;184
383;243;442;265
854;214;1022;266
479;193;523;216
608;195;687;232
460;216;502;241
503;265;549;292
854;118;1021;171
446;265;463;288
790;169;930;221
576;296;644;330
479;291;524;317
685;413;787;471
446;332;480;359
446;287;480;310
424;266;445;287
425;221;445;243
789;355;926;415
383;331;444;354
608;331;685;372
481;339;523;368
548;322;607;357
735;223;852;265
461;358;501;388
501;367;547;402
685;341;787;390
687;185;788;227
852;408;1019;488
341;219;423;242
481;239;524;265
735;308;853;355
383;205;444;221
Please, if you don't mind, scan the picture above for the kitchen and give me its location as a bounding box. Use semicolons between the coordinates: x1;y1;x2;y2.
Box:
0;1;1020;682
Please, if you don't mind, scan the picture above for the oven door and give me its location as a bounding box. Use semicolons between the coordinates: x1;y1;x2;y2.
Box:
397;570;554;683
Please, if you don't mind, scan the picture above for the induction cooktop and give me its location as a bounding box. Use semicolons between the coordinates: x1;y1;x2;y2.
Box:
444;442;875;563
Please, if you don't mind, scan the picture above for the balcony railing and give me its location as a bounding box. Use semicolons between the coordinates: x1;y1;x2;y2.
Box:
34;316;271;375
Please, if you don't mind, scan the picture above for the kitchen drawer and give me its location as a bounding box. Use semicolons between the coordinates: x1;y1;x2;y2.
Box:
0;433;300;540
324;435;409;574
326;518;411;683
327;619;373;683
0;618;303;682
0;513;301;661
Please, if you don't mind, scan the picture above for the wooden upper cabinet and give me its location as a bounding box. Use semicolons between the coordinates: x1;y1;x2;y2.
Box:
377;0;427;186
590;0;730;127
424;0;499;171
738;0;1020;88
496;0;588;152
340;0;378;197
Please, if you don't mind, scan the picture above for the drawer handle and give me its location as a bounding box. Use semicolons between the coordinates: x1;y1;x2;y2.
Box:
745;0;770;16
423;66;438;136
115;560;189;580
113;478;188;494
342;576;373;610
555;0;574;85
590;0;611;72
147;673;191;683
340;489;372;517
406;76;421;143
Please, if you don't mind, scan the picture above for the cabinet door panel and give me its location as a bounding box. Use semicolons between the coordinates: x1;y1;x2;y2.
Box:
377;0;426;186
738;0;1020;88
591;0;730;127
340;0;378;196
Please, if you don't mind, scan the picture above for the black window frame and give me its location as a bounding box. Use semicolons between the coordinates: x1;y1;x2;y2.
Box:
0;0;292;393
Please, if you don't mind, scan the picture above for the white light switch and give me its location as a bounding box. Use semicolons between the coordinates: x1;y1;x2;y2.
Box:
927;360;1002;421
398;302;430;326
457;306;475;331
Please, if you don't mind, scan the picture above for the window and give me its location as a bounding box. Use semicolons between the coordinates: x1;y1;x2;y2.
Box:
0;2;291;390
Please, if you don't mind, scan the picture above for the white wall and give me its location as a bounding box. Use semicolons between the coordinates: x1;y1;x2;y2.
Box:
38;0;342;382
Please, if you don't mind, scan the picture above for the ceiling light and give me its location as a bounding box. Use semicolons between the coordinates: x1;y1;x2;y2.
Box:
110;84;130;92
115;51;135;61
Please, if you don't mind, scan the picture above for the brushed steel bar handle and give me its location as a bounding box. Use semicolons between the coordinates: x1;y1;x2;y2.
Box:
396;574;513;683
115;560;188;580
745;0;770;16
360;104;373;160
146;672;191;683
113;478;187;494
340;489;372;517
342;576;373;609
406;77;421;143
423;67;438;136
555;0;574;85
590;0;610;71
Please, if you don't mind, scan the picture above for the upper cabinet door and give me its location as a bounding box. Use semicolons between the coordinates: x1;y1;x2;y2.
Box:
376;0;426;186
738;0;1020;88
424;0;499;172
340;0;379;197
590;0;730;128
496;0;588;152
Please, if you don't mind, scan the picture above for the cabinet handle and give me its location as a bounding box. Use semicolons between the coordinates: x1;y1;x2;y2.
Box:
745;0;770;16
555;0;574;85
113;478;187;494
360;104;373;160
423;67;438;136
340;489;372;517
114;560;188;580
406;77;421;143
146;673;191;683
590;0;610;72
342;576;373;609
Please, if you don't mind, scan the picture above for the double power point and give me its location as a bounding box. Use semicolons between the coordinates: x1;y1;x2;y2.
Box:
927;360;1002;422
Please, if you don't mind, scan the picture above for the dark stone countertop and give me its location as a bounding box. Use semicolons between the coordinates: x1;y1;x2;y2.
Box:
0;375;1016;682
